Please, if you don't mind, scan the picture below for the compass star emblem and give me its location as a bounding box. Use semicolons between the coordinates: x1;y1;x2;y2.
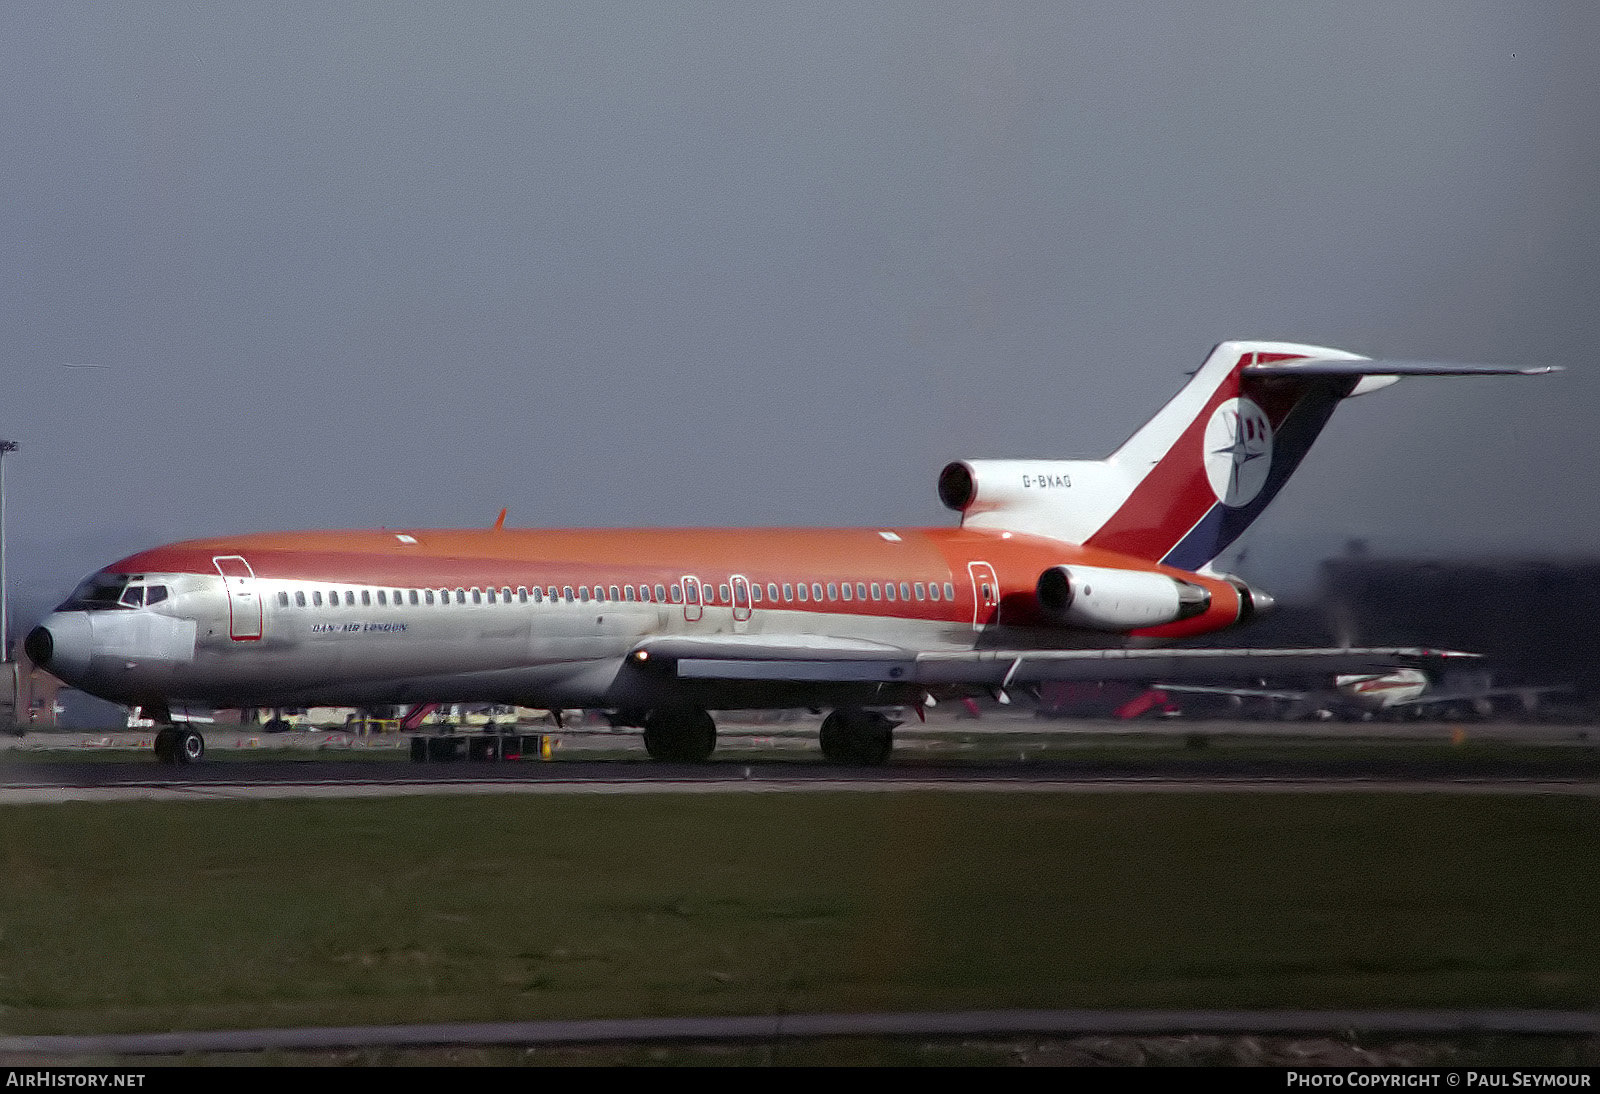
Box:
1202;397;1273;507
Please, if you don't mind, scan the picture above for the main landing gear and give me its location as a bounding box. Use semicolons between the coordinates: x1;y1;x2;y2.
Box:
642;708;717;763
819;709;895;765
153;726;206;764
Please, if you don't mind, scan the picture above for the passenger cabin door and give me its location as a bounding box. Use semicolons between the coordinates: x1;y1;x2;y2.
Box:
967;561;1000;631
213;555;263;641
681;575;703;623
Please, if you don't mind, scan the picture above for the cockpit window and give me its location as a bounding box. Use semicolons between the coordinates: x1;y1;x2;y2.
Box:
61;574;131;611
119;586;145;608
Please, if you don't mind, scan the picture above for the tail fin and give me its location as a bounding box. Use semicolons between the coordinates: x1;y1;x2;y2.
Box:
946;340;1551;569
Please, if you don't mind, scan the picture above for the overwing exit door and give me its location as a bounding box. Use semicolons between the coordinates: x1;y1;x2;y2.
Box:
681;575;703;622
213;555;262;640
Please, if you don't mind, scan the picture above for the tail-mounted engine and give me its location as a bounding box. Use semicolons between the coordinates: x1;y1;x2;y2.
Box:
1036;564;1211;631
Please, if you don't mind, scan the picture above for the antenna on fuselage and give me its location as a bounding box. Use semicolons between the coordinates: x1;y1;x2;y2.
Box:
492;508;507;532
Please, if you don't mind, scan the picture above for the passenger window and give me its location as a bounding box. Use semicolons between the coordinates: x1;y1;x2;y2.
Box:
685;583;699;605
928;583;940;602
456;589;466;604
563;586;574;601
718;584;730;604
797;583;808;602
487;589;497;604
734;583;748;607
945;582;956;600
295;590;306;607
783;583;794;602
702;584;714;603
609;586;620;602
841;583;852;601
377;591;386;606
502;587;511;600
362;590;372;606
885;583;896;601
857;583;867;600
914;583;926;601
751;584;762;603
278;591;289;607
410;590;420;605
815;583;826;601
579;587;591;603
594;585;605;601
624;585;636;602
670;584;683;604
313;591;323;607
900;582;911;600
767;583;779;602
655;584;667;603
425;590;435;605
519;588;529;603
871;583;881;600
472;589;482;604
345;591;356;606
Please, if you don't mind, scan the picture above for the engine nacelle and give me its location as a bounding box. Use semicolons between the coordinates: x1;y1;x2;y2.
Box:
1036;565;1211;631
938;459;1130;542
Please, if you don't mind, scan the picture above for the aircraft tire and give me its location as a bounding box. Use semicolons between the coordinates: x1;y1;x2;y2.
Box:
175;729;205;764
642;709;716;763
153;727;177;764
819;710;893;765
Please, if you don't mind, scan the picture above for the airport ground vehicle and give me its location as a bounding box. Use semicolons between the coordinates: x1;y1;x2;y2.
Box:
25;341;1549;763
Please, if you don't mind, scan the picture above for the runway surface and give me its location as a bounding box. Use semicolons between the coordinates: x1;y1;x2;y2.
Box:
0;755;1596;803
3;1008;1597;1057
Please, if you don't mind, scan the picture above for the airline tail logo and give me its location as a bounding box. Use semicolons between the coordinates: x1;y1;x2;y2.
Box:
1203;397;1273;507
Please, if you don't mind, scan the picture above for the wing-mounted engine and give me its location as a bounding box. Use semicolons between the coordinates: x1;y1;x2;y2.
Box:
939;459;1131;543
1035;564;1211;631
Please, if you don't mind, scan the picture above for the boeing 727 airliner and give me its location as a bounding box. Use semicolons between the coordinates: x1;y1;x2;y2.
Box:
25;341;1552;763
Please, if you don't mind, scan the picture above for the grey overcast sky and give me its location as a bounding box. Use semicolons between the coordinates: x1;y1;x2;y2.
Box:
3;2;1597;628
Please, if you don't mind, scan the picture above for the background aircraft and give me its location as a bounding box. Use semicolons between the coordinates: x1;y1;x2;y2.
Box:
1160;667;1566;721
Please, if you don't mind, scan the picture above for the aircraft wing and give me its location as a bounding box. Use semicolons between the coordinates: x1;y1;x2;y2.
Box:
632;636;1478;688
1387;685;1570;708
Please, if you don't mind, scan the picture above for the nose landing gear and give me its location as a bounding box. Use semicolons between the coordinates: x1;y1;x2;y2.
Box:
153;727;206;764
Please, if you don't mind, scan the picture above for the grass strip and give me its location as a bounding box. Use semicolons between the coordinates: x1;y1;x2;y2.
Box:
0;792;1594;1034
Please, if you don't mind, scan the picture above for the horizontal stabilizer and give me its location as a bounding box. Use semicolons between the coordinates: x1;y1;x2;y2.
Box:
1244;359;1560;377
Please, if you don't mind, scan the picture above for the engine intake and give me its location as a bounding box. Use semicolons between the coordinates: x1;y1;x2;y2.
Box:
1036;565;1211;630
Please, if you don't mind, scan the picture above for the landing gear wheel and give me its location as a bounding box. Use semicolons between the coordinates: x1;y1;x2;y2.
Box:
153;727;178;764
175;729;205;764
819;710;894;765
642;708;717;763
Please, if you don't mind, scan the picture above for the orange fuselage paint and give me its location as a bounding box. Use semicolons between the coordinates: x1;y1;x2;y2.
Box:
105;525;1242;638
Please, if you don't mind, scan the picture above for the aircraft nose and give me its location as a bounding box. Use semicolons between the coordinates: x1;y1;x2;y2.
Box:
25;612;93;683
